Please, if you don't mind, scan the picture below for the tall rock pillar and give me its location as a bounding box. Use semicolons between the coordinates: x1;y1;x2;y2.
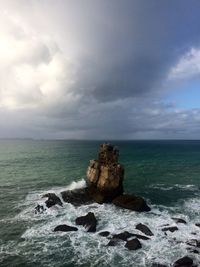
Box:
86;143;124;203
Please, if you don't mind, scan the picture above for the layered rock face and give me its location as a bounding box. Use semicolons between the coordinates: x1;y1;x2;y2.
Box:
86;143;124;203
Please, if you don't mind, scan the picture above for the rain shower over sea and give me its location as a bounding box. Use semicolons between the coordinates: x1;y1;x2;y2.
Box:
0;140;200;267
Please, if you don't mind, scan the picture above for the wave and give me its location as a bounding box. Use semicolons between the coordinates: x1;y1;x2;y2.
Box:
149;183;199;191
65;178;86;191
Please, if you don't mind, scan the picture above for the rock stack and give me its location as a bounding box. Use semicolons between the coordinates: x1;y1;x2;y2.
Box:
86;143;150;212
86;143;124;203
58;143;151;212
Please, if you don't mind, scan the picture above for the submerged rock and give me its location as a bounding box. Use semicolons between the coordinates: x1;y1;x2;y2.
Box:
99;231;110;237
35;204;46;214
125;238;142;250
86;143;124;203
75;212;97;232
173;256;193;267
162;226;178;233
107;238;120;246
172;217;187;224
61;188;93;206
43;193;63;208
113;194;151;212
54;225;78;232
186;239;200;248
136;223;154;236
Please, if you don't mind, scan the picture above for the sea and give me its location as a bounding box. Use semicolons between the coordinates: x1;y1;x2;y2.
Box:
0;140;199;267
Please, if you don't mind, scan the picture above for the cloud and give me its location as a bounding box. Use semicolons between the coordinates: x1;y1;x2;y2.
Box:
1;1;200;139
0;13;78;110
168;47;200;81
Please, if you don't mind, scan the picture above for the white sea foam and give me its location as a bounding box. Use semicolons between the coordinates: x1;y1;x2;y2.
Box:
149;183;198;191
65;178;86;191
9;180;200;267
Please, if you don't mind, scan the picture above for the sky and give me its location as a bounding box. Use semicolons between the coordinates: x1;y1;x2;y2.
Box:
1;0;200;139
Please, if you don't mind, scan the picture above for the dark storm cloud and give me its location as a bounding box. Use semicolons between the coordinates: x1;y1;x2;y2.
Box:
64;0;200;102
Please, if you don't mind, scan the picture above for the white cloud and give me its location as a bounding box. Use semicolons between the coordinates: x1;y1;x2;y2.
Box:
0;13;77;110
168;47;200;80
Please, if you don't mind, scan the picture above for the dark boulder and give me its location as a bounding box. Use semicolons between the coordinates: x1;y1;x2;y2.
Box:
125;238;142;250
61;188;93;206
54;224;78;232
195;223;200;228
75;212;97;232
172;218;186;224
136;223;154;236
173;256;193;267
162;226;178;233
43;193;63;208
113;194;151;212
99;231;110;237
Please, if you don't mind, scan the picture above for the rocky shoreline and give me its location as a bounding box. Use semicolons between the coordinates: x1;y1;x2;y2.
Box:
35;143;200;267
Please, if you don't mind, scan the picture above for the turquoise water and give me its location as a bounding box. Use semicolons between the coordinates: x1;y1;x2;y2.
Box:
0;140;200;267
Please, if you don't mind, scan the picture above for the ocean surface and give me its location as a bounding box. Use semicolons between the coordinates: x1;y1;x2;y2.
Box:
0;140;200;267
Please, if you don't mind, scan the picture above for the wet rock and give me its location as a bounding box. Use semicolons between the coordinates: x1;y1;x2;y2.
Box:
152;264;168;267
112;231;135;241
75;212;97;232
107;238;120;246
136;223;154;236
43;193;63;208
125;238;142;250
35;204;46;214
172;218;186;224
54;225;78;232
112;231;150;241
113;194;151;212
173;256;193;267
99;231;110;237
162;226;178;233
87;144;124;203
61;188;93;206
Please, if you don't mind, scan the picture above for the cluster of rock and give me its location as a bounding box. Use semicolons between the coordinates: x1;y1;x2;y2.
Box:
51;210;199;267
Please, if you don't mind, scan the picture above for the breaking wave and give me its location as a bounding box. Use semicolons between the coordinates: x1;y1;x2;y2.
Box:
1;179;200;267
